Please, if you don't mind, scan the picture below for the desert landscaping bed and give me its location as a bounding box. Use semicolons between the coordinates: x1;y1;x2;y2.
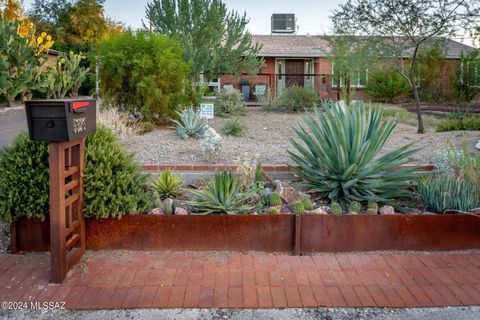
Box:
124;108;480;165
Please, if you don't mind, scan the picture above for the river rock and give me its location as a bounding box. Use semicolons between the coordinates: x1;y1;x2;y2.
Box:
309;207;328;215
379;205;395;215
278;182;303;204
175;207;189;215
204;126;221;138
476;140;480;151
150;208;165;215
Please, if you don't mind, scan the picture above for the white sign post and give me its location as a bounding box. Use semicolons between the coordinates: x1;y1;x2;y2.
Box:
200;104;214;120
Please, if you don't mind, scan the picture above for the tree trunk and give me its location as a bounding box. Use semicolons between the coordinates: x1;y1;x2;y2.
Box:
345;77;351;106
409;46;424;134
336;79;341;101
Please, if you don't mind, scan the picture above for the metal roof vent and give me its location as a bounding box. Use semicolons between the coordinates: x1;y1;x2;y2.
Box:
271;14;296;34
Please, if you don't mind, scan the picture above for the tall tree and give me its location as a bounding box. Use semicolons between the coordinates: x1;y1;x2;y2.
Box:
332;0;480;134
145;0;263;86
28;0;121;51
325;34;375;105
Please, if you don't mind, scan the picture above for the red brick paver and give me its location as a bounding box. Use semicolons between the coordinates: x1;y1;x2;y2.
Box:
0;251;479;310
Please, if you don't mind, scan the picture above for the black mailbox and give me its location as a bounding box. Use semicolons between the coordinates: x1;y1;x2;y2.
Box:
25;99;96;142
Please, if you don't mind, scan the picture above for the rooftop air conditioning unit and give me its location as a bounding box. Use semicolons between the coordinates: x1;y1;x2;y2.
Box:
271;14;296;34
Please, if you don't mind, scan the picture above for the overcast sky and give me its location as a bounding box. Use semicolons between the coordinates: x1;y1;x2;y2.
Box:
22;0;475;45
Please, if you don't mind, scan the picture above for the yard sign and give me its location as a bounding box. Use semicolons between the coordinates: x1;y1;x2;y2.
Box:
200;103;214;119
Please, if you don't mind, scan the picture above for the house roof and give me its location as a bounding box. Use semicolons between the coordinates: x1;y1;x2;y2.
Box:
251;35;476;59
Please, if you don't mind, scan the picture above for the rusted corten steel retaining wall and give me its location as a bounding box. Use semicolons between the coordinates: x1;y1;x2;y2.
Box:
10;214;480;254
299;215;480;253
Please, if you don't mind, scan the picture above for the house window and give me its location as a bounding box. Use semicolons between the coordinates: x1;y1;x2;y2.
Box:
332;63;368;87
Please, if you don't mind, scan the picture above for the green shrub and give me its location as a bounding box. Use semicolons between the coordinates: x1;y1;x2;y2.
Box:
0;127;151;222
365;67;410;103
216;89;246;117
417;174;480;213
276;86;318;111
152;170;183;201
0;133;49;223
289;101;418;206
96;31;191;123
436;115;480;132
83;126;150;218
172;107;208;139
138;121;155;134
222;118;247;137
189;171;254;215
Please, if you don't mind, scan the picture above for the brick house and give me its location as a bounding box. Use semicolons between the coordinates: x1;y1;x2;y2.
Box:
219;35;476;102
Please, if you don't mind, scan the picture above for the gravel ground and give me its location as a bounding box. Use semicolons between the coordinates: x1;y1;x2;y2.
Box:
2;307;479;320
0;223;9;254
124;108;480;165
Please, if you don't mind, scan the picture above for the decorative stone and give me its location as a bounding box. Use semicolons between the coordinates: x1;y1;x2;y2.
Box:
261;188;272;197
278;182;303;204
250;194;261;204
150;208;164;215
174;207;189;215
309;207;328;215
476;140;480;151
379;205;395;215
204;126;221;138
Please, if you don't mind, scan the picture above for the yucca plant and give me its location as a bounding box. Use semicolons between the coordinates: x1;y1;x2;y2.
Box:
288;101;418;205
172;107;208;139
189;172;255;215
417;174;480;214
152;170;183;200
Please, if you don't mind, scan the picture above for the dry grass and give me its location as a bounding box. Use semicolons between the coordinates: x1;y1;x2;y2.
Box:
97;108;141;139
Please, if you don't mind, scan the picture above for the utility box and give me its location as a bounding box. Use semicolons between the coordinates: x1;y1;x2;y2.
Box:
25;99;96;142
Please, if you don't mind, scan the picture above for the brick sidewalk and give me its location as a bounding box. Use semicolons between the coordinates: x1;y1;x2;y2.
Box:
0;251;479;310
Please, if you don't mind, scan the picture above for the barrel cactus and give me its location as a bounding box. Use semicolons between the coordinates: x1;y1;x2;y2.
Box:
368;201;379;214
366;208;377;215
268;207;280;215
301;196;313;211
330;202;342;215
349;201;361;214
292;201;305;215
268;192;282;206
161;198;175;215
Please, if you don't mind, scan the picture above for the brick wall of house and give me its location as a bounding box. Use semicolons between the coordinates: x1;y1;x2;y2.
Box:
220;56;460;102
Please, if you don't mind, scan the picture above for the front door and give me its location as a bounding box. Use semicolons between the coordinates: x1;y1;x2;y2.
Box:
304;59;314;89
285;59;305;87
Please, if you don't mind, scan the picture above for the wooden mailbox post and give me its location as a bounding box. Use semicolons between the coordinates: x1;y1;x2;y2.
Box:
25;99;96;283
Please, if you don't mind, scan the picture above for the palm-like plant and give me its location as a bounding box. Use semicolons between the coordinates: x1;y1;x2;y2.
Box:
288;101;418;205
172;107;208;139
189;171;254;215
152;170;183;200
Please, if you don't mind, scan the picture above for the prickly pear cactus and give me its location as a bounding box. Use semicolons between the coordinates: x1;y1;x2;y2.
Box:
268;192;282;206
330;202;342;215
268;207;280;215
301;196;313;211
292;201;305;215
349;201;361;214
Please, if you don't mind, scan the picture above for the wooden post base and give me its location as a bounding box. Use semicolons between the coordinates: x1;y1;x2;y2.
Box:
49;139;86;283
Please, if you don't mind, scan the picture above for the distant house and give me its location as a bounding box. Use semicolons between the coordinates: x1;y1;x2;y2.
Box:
220;34;477;102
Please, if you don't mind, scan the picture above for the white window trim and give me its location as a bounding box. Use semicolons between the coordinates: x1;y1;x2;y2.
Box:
461;60;480;88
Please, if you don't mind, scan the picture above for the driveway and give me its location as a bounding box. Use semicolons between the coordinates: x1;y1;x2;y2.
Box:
0;108;27;147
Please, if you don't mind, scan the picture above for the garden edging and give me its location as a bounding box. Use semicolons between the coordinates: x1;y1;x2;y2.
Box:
11;213;480;254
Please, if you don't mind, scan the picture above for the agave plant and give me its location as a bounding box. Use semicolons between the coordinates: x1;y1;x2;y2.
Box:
172;107;208;139
188;171;254;215
152;170;183;200
288;101;418;205
417;174;480;214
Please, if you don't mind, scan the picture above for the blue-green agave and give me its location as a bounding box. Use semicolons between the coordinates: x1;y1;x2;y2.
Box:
288;101;419;205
